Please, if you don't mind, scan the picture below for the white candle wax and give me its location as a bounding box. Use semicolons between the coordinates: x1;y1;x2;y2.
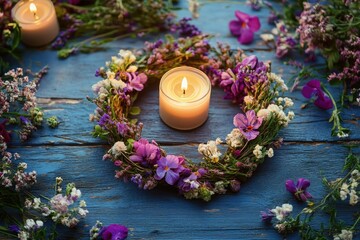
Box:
12;0;59;47
159;66;211;130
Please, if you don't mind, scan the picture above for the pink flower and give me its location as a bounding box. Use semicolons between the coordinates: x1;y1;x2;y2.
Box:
0;120;11;143
229;11;261;44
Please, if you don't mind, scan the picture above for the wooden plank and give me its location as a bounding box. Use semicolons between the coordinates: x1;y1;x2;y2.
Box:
10;143;358;239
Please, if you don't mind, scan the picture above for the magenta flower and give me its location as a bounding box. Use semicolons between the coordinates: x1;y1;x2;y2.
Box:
233;110;263;141
301;80;333;110
229;11;261;44
129;138;161;166
155;155;181;185
126;72;147;92
100;224;128;240
0;120;11;143
286;178;312;202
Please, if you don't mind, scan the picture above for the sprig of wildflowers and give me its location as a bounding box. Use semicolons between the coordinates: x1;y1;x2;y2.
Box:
261;150;360;239
89;34;294;201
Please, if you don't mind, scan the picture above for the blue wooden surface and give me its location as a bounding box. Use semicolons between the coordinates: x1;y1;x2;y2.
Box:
4;1;360;239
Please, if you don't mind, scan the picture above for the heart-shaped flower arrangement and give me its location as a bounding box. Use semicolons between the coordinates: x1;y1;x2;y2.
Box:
89;34;294;201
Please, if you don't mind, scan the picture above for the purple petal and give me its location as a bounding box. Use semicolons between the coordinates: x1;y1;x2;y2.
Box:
241;130;259;141
165;170;179;185
233;113;248;128
238;28;254;44
229;20;242;36
155;167;166;180
301;85;316;99
248;16;261;32
314;94;333;110
285;180;297;193
306;79;321;89
252;117;263;129
245;110;256;123
242;55;258;69
166;155;180;168
296;178;310;190
235;10;250;21
129;155;142;162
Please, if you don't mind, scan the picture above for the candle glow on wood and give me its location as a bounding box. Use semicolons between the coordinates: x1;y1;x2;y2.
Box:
159;66;211;130
11;0;59;47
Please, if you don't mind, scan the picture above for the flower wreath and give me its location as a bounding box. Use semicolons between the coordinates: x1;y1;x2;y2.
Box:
89;34;294;201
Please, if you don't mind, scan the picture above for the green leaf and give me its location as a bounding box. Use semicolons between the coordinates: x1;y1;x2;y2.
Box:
129;106;141;115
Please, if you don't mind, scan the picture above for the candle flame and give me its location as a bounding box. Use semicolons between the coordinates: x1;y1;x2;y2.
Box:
30;3;37;14
181;77;188;95
29;3;39;20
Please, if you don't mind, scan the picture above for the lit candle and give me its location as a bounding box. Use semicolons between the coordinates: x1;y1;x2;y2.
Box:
159;66;211;130
12;0;59;47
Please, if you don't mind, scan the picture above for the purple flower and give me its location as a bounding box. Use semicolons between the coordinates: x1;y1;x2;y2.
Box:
0;120;11;143
171;17;202;37
286;178;312;202
8;225;20;233
233;110;263;141
100;224;128;240
116;122;128;136
229;11;261;44
126;72;148;92
155;155;181;185
129;139;161;166
301;80;333;110
20;116;30;125
260;210;275;223
98;113;112;127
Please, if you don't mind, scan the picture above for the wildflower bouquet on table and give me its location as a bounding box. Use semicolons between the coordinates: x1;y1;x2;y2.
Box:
260;0;360;137
52;0;178;58
0;68;88;239
0;0;21;75
89;33;294;201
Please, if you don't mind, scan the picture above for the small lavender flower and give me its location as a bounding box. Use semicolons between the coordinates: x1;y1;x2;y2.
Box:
155;155;182;185
171;18;202;37
233;110;263;141
286;178;312;202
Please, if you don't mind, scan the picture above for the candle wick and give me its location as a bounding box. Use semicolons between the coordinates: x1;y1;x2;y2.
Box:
183;89;186;95
34;13;39;20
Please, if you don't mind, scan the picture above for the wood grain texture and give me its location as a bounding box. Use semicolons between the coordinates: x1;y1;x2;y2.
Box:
3;0;360;239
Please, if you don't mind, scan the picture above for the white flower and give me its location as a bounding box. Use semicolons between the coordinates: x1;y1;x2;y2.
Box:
110;78;126;90
111;141;127;156
287;111;295;120
198;138;222;163
106;71;115;80
257;109;270;119
71;187;82;200
253;145;264;159
18;231;29;240
281;203;293;213
79;200;87;208
284;97;294;107
226;128;243;148
260;33;275;42
244;95;254;105
24;219;35;230
267;148;274;158
36;220;43;228
119;50;136;63
337;131;349;138
127;65;138;73
340;190;348;201
268;73;288;91
334;229;353;240
33;198;41;209
78;207;89;217
349;190;358;205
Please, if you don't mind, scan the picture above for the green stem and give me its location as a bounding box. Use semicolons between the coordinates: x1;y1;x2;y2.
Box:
350;215;360;231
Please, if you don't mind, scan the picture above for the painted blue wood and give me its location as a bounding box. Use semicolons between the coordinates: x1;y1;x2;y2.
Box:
3;0;360;239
